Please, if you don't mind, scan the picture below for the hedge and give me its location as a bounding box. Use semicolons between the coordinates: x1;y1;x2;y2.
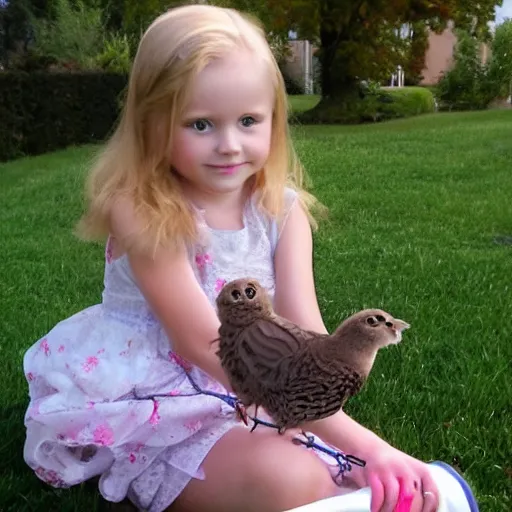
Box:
0;72;128;162
377;86;437;119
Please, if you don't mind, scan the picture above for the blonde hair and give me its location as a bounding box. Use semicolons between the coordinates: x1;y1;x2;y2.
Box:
77;4;322;255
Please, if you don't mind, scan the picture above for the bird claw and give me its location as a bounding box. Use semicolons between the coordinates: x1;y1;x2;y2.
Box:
234;402;249;426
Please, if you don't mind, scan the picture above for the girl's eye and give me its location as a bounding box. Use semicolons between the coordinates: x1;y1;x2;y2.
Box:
191;119;212;132
240;116;256;128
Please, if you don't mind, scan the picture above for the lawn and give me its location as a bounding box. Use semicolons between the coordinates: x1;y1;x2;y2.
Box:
1;109;511;511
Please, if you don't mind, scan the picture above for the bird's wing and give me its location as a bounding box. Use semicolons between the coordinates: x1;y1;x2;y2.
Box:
279;362;364;427
236;318;310;386
273;316;324;344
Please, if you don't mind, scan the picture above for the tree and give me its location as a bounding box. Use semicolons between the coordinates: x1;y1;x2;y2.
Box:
31;0;104;69
488;19;512;100
221;0;501;122
403;22;429;85
0;0;37;67
436;29;493;110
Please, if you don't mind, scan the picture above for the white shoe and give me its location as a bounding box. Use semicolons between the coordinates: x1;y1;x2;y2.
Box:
282;461;479;512
428;461;479;512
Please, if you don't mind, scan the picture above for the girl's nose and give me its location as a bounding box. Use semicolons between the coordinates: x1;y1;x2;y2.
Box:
216;127;241;155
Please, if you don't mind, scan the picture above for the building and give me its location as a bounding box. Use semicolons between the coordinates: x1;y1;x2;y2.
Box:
283;22;491;91
420;22;490;85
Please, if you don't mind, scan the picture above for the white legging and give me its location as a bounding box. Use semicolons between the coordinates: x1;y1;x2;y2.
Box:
283;462;477;512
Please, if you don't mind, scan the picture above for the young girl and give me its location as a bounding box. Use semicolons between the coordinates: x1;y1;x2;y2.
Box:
23;5;475;512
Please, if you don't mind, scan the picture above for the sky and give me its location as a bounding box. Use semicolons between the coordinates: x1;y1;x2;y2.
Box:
495;0;512;23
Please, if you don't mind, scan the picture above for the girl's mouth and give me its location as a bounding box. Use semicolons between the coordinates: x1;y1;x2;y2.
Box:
209;163;245;175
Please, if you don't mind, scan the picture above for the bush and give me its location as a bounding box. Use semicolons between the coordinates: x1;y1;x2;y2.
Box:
376;86;436;119
487;20;512;101
436;30;496;111
93;33;132;74
298;85;436;124
0;71;127;162
353;86;435;123
31;0;105;70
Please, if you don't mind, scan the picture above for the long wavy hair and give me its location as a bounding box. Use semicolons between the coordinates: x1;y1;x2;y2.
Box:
77;4;323;256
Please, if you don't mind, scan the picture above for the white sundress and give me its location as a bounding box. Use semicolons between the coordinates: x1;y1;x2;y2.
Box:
23;188;334;511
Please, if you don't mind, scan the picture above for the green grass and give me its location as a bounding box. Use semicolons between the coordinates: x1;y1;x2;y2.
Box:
288;94;320;113
2;110;512;510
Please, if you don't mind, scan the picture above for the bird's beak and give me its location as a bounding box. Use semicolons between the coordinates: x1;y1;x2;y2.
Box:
392;319;410;343
395;319;410;331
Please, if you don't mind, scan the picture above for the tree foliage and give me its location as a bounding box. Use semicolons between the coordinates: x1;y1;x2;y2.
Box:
488;19;512;99
436;29;493;110
31;0;104;69
220;0;501;121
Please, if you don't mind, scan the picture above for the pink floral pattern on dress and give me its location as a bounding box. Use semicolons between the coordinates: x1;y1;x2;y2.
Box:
149;400;161;426
195;252;212;269
169;351;193;373
184;419;202;434
82;356;99;373
93;424;114;446
58;345;65;353
40;339;50;356
215;278;226;294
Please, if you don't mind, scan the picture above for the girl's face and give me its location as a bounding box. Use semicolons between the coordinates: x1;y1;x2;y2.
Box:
170;49;274;198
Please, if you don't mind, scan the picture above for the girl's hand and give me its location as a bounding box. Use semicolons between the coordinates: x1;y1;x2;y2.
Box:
352;445;439;512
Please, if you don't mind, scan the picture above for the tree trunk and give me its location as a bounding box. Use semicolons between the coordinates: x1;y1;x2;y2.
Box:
297;18;362;124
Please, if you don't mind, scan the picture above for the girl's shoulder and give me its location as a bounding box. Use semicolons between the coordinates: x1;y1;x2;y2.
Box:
250;186;298;218
246;186;299;250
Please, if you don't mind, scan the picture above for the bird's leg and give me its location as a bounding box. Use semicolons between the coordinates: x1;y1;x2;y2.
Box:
300;430;316;447
234;401;249;426
249;417;283;433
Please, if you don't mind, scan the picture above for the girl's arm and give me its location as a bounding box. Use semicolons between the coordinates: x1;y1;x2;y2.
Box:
273;200;327;334
109;200;231;389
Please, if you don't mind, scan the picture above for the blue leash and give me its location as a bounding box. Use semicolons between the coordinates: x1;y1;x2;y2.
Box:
183;373;366;478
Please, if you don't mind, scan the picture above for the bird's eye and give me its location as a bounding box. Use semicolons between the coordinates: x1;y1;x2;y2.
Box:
231;290;242;300
376;315;386;322
385;321;393;327
366;316;377;326
245;287;256;299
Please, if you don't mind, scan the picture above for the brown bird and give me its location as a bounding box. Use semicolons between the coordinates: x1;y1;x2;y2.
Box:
215;278;410;433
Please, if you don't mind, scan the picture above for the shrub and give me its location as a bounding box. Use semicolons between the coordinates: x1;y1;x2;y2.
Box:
377;86;436;119
0;71;127;162
31;0;105;70
487;20;512;101
296;86;435;124
436;30;496;111
94;33;132;74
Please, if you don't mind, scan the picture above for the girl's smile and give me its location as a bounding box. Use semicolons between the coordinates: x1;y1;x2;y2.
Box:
208;163;247;175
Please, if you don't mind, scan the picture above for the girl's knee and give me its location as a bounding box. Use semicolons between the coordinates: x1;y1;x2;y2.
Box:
247;436;337;509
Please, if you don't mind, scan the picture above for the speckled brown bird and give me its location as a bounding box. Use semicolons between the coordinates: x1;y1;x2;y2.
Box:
215;278;410;432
